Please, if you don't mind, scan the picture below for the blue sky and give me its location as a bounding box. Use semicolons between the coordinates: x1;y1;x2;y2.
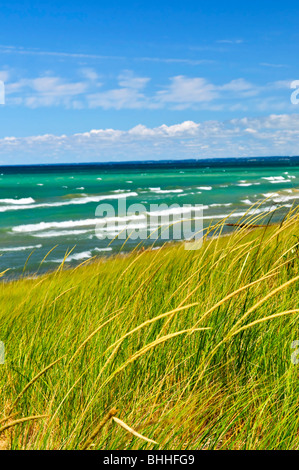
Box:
0;0;299;164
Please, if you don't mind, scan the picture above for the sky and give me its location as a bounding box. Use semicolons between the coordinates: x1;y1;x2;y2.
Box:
0;0;299;164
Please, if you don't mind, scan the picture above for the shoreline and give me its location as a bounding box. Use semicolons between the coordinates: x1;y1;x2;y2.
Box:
1;220;275;285
1;163;298;282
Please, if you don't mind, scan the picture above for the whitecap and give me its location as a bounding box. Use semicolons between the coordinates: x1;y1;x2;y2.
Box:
0;197;35;205
13;213;146;233
150;188;183;194
262;192;280;198
146;206;208;217
209;203;232;207
94;247;113;252
33;229;91;238
270;180;292;184
50;251;93;263
0;192;138;212
0;244;42;252
262;176;285;181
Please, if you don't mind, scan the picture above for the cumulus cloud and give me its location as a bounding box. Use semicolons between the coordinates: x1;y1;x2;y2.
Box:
156;76;218;109
1;114;299;164
6;75;89;108
1;66;295;113
87;70;152;109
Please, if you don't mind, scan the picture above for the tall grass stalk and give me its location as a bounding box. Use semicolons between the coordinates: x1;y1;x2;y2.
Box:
0;205;298;449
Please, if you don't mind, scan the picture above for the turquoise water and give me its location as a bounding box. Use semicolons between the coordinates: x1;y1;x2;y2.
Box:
0;158;299;279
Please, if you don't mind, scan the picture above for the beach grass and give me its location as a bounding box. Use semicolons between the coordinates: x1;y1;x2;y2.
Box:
0;204;299;450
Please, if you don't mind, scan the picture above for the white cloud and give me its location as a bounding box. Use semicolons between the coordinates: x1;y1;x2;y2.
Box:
216;39;244;44
0;44;213;66
6;75;88;108
118;70;150;90
0;44;124;61
0;70;10;82
1;68;296;112
137;57;213;66
87;70;152;110
260;63;288;69
156;76;218;108
79;68;101;82
1;114;299;163
88;89;144;110
219;78;258;96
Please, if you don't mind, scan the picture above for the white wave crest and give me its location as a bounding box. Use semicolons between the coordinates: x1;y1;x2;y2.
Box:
0;244;42;252
0;192;138;212
13;213;146;233
0;197;35;205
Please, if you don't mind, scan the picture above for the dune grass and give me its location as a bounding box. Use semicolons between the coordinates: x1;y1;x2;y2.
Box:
0;204;299;450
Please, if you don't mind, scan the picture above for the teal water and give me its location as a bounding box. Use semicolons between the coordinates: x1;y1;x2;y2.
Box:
0;158;299;279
